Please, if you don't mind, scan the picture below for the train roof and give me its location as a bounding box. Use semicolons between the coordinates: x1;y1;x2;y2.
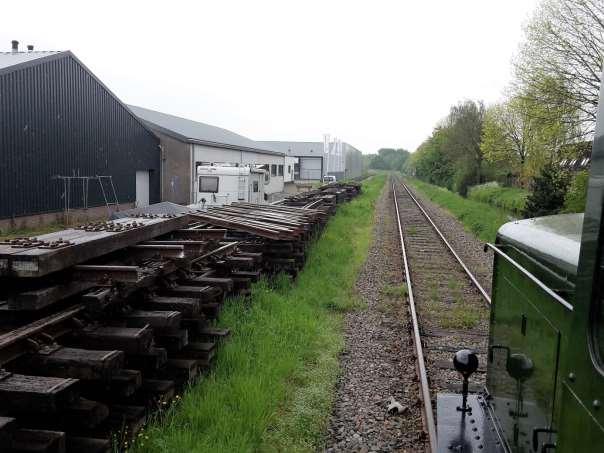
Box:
497;213;583;278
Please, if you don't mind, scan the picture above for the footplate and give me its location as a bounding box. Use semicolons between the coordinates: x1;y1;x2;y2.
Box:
437;393;507;452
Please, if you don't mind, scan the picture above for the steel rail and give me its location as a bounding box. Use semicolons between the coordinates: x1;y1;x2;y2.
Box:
392;183;437;452
398;178;492;305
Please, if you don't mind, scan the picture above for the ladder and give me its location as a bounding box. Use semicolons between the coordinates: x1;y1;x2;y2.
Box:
97;175;120;216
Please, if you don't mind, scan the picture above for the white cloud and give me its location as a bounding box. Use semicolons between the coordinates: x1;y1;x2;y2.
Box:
2;0;538;152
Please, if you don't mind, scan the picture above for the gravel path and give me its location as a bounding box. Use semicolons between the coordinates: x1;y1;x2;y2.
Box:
324;183;425;453
404;182;494;296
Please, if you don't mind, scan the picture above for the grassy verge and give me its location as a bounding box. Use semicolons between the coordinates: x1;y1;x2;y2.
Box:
406;178;511;242
0;223;65;241
133;175;386;453
467;182;527;216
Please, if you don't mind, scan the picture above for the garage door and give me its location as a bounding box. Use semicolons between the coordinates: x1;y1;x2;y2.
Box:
299;157;322;180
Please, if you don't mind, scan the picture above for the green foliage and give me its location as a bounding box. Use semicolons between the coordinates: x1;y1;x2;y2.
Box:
132;175;386;453
405;100;485;194
514;0;602;135
407;178;511;242
468;182;528;216
523;163;569;218
368;148;410;171
563;170;589;213
0;223;65;241
481;90;578;184
381;283;408;298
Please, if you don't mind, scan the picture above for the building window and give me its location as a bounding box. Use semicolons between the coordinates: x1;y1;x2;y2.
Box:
288;165;292;174
253;181;259;192
278;165;284;176
199;176;219;193
271;164;277;176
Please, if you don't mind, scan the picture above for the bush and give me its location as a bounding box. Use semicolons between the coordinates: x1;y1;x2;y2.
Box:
523;163;569;218
563;170;589;213
452;165;477;197
468;182;528;216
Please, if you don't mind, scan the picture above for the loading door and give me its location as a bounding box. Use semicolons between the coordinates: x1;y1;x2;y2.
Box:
136;170;150;207
299;157;322;180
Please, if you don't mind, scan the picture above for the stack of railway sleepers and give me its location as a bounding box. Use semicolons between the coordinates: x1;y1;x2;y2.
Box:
279;181;362;212
189;203;331;275
0;215;252;453
0;187;361;452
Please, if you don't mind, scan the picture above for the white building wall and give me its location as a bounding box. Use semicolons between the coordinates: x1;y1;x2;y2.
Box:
284;156;297;183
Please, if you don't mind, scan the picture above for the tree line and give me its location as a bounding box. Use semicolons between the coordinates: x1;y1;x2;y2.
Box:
365;148;410;171
404;0;603;216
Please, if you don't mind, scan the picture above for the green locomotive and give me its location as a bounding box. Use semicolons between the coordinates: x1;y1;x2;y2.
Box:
437;93;604;451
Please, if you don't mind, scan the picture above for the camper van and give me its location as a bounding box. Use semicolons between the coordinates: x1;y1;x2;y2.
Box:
193;165;266;208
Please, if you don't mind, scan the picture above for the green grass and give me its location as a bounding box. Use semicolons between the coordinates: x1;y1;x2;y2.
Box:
424;298;483;329
0;223;65;241
132;174;386;453
467;182;528;216
380;283;408;298
406;178;512;242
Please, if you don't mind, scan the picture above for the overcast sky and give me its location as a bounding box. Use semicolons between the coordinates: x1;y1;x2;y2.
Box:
2;0;538;153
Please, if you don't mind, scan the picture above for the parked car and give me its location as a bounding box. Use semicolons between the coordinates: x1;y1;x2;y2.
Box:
322;175;337;184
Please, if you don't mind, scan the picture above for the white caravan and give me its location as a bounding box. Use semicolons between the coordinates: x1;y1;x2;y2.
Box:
193;165;266;208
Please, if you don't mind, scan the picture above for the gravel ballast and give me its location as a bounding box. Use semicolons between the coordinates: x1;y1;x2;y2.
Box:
324;183;425;453
405;182;495;296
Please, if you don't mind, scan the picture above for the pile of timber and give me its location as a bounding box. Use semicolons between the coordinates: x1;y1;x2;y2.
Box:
189;203;330;275
0;215;257;453
0;189;361;452
280;181;362;212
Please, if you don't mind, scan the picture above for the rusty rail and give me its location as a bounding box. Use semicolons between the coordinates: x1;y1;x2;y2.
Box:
399;179;491;305
392;182;437;451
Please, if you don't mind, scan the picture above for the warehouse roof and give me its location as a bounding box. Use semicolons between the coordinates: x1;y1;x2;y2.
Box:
0;50;64;72
0;48;161;142
129;105;284;156
256;141;325;157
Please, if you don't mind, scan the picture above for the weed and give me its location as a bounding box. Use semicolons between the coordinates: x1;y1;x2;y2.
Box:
424;298;483;330
381;283;408;299
0;223;65;241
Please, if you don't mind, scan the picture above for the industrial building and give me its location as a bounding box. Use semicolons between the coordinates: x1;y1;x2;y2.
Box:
257;139;364;183
129;106;294;204
0;41;160;230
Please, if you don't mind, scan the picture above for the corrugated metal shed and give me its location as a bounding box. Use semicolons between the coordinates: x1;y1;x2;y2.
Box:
0;50;160;219
129;105;284;156
256;141;324;157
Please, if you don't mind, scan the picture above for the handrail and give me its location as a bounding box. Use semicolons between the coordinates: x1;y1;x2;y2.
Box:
484;243;573;311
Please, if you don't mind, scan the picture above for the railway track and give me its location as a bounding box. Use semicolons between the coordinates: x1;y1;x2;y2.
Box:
392;176;491;452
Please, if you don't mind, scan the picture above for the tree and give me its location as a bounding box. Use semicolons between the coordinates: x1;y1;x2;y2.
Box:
368;148;410;171
406;127;455;189
482;88;580;183
446;100;486;193
481;101;529;171
514;0;604;137
523;162;569;217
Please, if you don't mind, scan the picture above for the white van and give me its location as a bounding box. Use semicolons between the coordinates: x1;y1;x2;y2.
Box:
194;165;266;208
